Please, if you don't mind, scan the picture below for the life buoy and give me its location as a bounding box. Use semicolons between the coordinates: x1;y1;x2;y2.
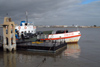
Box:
33;26;36;29
18;26;21;30
24;26;27;29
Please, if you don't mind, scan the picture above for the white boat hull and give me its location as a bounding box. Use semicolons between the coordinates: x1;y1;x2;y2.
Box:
40;31;81;43
15;26;36;34
51;36;81;43
65;36;81;43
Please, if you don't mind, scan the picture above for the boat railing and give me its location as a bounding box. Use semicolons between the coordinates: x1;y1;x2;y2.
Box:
37;34;49;39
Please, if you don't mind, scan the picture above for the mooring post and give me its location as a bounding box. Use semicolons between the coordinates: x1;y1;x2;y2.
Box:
2;17;16;51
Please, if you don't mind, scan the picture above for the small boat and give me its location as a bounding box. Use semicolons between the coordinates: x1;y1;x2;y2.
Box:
38;30;81;43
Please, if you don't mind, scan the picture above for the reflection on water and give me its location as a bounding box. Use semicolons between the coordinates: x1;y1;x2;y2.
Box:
64;43;81;58
2;44;81;67
2;47;66;67
3;52;16;67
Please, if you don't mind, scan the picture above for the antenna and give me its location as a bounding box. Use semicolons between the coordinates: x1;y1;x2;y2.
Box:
6;13;8;16
26;11;28;23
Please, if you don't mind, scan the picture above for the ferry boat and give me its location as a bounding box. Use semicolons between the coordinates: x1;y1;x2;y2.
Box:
38;30;81;43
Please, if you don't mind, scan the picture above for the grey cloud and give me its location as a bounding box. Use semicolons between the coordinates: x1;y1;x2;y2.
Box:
0;0;100;26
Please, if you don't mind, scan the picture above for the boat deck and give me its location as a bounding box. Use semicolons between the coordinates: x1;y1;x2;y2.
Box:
0;39;67;52
17;41;67;52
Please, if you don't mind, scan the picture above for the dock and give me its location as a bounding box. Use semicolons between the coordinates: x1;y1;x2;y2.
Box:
17;41;67;53
0;41;67;53
0;17;67;52
0;30;67;52
0;36;67;52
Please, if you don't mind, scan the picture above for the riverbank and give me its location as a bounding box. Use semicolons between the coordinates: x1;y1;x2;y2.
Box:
0;25;100;28
37;26;100;28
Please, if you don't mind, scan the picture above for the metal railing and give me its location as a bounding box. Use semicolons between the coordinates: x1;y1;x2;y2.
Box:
37;34;49;39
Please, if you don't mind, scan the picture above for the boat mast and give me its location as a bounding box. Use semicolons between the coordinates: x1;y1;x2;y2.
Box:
26;11;28;23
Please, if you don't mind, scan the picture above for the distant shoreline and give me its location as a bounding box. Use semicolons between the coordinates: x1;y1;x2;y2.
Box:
36;26;100;28
0;25;100;28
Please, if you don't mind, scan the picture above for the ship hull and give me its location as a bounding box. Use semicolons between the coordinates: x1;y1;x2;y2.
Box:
40;31;81;43
65;36;81;43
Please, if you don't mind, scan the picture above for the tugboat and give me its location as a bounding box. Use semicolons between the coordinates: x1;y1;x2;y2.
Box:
15;21;36;39
15;12;36;39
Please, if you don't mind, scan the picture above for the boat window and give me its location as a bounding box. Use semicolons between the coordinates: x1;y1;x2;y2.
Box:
28;31;30;33
65;30;68;33
56;30;64;34
25;23;27;26
52;31;56;34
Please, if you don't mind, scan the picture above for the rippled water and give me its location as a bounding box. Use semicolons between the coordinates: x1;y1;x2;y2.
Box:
0;28;100;67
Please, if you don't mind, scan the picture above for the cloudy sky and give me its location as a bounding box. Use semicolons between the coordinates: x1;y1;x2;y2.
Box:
0;0;100;26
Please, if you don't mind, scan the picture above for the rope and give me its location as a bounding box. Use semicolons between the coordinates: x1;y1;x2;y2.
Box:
36;58;46;67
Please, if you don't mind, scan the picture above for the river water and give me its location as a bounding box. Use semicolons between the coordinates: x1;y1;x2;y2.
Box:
0;27;100;67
